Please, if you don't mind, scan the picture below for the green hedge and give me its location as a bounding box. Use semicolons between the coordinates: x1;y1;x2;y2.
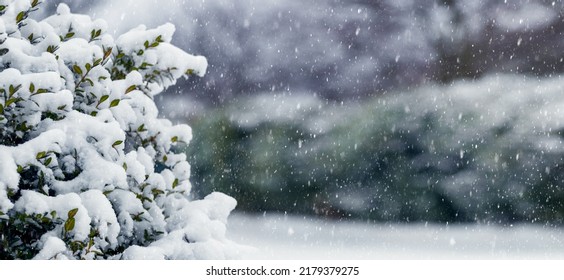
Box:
186;76;564;224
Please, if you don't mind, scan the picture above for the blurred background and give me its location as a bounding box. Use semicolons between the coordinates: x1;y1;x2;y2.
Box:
47;0;564;226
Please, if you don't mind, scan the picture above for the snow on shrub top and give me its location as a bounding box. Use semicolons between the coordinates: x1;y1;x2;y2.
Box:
0;0;239;259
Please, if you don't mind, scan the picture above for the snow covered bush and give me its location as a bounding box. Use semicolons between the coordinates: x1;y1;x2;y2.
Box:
0;0;240;259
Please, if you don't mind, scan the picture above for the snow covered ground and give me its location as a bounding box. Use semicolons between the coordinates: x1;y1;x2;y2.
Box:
227;213;564;259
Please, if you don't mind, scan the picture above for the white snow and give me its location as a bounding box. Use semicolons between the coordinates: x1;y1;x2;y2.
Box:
0;146;18;214
32;236;68;260
228;213;564;259
496;3;557;32
79;190;120;248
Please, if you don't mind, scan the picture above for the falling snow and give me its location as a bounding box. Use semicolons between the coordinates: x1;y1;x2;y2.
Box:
4;0;564;260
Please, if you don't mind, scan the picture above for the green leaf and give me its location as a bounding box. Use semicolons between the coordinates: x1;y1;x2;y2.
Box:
0;104;3;115
139;62;153;69
57;105;67;110
16;121;29;132
150;42;159;48
98;95;109;105
109;99;120;108
85;63;92;72
69;240;85;252
155;35;163;43
0;6;6;12
65;32;75;39
123;163;128;171
47;45;59;53
125;85;136;94
144;40;149;49
64;218;75;232
137;124;146;132
17;165;23;173
172;178;179;189
44;157;52;166
95;29;102;37
9;84;21;96
29;83;35;93
67;208;78;219
112;140;123;147
16;11;25;23
36;88;49;94
72;65;83;75
185;69;194;75
94;58;103;66
152;189;164;196
171;136;178;143
5;98;21;107
50;211;57;218
31;0;40;7
36;151;47;160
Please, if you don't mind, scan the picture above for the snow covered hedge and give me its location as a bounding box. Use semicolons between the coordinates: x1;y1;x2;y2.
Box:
0;0;240;259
